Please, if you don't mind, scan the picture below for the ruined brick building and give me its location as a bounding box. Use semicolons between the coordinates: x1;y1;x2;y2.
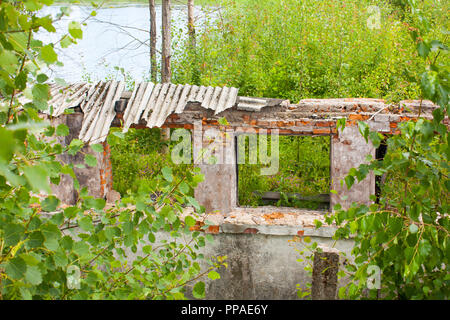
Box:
43;81;439;299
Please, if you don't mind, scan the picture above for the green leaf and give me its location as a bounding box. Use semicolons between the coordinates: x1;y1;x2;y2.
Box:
73;241;90;256
421;71;437;99
60;36;72;48
4;223;25;246
68;21;83;39
53;250;69;267
26;231;44;249
5;256;27;280
91;144;103;153
357;121;369;142
25;265;42;285
56;124;69;136
84;154;97;167
179;181;190;194
344;175;355;189
192;281;205;299
0;127;15;161
67;139;84;155
32;83;49;102
417;41;430;58
22;164;51;193
40;44;58;64
185;216;196;227
218;117;229;125
83;197;105;211
418;239;432;257
15;70;28;90
60;236;73;250
0;50;19;73
208;271;221;280
64;206;79;219
41;195;60;212
37;73;49;83
161;166;173;182
186;196;200;211
78;216;94;232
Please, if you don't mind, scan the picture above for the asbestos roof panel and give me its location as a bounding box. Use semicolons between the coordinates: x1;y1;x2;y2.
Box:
236;96;269;112
124;82;239;129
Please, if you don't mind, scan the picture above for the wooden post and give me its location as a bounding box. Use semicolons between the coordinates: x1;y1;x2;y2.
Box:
311;246;339;300
149;0;157;82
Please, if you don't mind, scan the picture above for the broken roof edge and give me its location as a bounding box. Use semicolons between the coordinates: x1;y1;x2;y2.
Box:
36;80;442;144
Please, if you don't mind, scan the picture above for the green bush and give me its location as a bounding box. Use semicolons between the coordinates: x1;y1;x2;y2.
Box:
110;128;194;196
0;0;223;300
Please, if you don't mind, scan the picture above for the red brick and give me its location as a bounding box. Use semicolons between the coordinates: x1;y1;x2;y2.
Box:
256;120;270;127
348;114;367;121
315;121;331;127
313;128;331;134
207;225;220;234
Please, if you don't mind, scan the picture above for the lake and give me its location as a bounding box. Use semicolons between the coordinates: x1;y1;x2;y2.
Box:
40;3;216;83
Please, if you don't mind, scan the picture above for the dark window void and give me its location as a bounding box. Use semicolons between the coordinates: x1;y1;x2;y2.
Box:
237;134;331;210
375;135;389;204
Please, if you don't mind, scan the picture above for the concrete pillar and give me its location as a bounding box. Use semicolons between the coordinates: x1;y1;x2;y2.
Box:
194;125;237;214
330;125;376;210
311;246;339;300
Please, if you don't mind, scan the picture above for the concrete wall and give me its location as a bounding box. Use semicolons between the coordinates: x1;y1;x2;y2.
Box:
199;230;353;300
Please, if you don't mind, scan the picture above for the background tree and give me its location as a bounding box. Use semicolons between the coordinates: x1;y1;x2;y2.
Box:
149;0;157;82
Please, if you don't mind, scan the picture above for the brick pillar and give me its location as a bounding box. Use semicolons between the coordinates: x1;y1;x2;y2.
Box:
50;112;116;204
330;125;376;210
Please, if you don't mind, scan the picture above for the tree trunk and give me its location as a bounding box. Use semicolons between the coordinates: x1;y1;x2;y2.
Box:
161;0;171;153
149;0;157;82
161;0;171;83
187;0;195;49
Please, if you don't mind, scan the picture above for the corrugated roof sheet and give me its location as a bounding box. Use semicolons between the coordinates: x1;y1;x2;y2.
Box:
123;83;239;131
37;81;239;143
